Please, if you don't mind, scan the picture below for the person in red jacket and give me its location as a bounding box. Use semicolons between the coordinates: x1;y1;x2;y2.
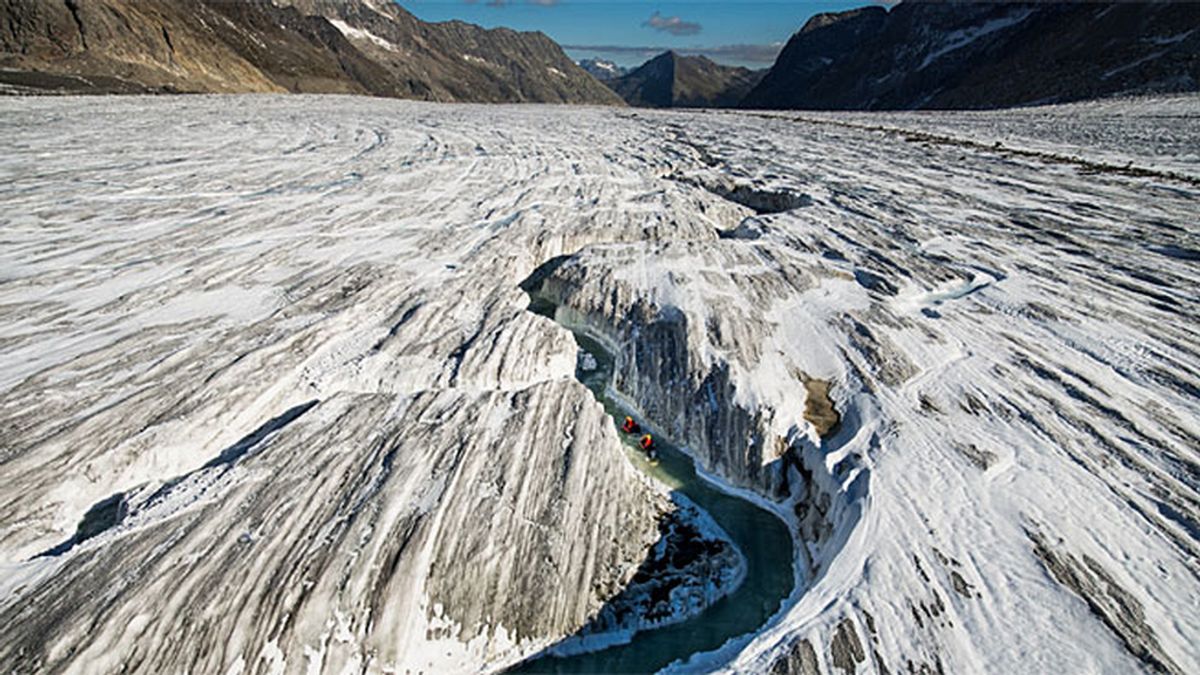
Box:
622;416;640;434
640;433;658;463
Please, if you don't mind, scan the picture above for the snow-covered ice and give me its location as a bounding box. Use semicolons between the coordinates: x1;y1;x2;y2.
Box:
1;94;1198;674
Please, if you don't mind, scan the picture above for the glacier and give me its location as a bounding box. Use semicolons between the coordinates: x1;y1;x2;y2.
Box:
0;93;1197;674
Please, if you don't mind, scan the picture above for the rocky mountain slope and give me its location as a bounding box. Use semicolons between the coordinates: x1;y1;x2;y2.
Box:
743;1;1200;110
608;51;764;108
0;0;622;104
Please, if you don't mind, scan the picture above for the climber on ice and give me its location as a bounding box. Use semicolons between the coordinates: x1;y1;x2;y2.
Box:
622;416;640;434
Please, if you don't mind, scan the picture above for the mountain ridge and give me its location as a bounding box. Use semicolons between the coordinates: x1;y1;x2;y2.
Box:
742;1;1200;110
0;0;624;104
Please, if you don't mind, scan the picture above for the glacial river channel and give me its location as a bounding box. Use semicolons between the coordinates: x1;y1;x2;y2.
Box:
513;295;794;673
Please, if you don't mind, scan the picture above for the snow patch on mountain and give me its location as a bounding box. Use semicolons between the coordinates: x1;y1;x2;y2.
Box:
328;18;398;52
918;8;1035;70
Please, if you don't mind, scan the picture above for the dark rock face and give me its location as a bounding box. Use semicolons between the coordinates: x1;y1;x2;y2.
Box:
742;1;1200;110
741;6;888;111
609;50;765;108
0;0;623;104
608;51;677;108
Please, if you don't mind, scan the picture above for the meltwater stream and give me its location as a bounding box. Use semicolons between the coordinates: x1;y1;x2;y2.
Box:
513;295;794;674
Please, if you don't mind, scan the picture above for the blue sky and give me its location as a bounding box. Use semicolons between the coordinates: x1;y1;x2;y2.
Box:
398;1;881;69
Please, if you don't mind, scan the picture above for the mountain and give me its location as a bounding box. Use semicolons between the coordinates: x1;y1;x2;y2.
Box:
577;58;628;81
742;1;1200;110
0;0;623;104
607;51;765;108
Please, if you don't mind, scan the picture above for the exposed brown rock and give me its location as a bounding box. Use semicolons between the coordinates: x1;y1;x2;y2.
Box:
0;0;623;104
803;377;840;438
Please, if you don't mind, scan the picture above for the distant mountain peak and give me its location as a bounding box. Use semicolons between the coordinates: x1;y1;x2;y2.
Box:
607;50;765;109
578;57;629;81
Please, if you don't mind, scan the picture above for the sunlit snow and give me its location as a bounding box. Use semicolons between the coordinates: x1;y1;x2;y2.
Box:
0;94;1197;675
